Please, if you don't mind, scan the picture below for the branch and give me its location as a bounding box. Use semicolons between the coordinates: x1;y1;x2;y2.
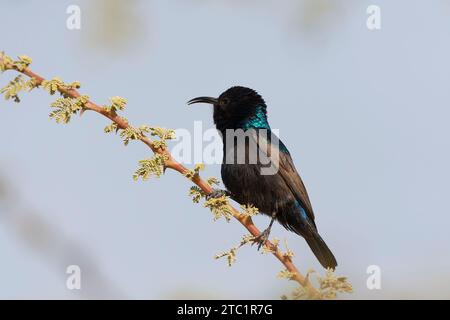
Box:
0;53;325;298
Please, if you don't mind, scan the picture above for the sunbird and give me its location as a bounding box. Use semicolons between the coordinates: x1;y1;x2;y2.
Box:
188;86;337;269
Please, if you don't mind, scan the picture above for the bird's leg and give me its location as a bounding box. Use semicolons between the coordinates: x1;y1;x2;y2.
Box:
253;212;277;250
205;189;233;201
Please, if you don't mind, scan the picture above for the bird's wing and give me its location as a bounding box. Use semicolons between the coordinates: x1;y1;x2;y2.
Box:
278;149;315;221
250;129;315;222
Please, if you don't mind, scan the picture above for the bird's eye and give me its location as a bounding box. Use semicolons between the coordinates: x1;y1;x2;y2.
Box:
220;98;230;106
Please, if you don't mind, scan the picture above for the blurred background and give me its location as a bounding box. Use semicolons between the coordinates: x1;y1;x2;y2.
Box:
1;0;450;299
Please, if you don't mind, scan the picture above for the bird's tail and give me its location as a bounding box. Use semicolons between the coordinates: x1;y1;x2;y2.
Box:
304;231;337;270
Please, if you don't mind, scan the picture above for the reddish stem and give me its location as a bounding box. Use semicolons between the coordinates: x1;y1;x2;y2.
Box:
1;58;320;298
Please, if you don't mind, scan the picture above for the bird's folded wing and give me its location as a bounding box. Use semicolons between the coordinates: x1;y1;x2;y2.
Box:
250;129;316;223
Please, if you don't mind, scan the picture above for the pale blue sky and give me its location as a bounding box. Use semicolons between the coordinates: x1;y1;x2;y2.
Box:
1;0;450;299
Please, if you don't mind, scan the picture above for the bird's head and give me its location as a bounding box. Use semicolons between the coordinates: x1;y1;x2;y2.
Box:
188;86;268;132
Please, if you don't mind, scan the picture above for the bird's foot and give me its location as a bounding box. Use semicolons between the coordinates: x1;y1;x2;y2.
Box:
252;228;271;251
205;189;231;201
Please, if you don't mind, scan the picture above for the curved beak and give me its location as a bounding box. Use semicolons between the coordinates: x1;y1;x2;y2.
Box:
187;96;218;105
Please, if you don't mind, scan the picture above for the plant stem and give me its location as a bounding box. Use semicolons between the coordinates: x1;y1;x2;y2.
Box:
0;56;320;298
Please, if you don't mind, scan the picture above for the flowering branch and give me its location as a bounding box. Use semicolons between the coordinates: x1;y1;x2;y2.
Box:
0;52;352;299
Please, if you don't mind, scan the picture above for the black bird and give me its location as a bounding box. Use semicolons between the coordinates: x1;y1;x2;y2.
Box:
188;86;337;269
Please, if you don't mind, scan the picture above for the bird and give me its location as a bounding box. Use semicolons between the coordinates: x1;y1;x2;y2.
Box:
187;86;337;269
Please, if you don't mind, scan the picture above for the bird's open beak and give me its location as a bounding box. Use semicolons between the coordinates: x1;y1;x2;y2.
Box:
187;96;218;105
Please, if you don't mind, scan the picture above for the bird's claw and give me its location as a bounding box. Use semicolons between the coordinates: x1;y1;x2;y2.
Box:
206;189;230;201
252;229;271;251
